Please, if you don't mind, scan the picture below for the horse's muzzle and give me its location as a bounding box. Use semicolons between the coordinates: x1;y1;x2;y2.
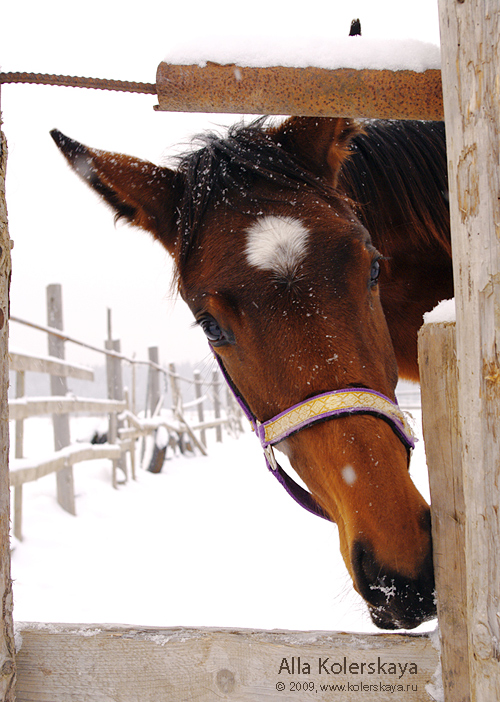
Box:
351;541;436;630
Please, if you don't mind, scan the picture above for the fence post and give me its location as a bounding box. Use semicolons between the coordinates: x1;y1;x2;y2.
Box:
418;322;470;702
438;1;500;697
13;370;25;540
0;120;16;699
47;284;75;515
194;369;206;447
212;370;222;443
148;347;161;416
105;312;126;487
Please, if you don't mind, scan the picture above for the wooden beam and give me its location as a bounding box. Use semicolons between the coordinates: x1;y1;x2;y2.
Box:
9;443;122;488
437;0;500;697
9;397;126;421
9;351;94;381
155;63;443;119
15;624;439;702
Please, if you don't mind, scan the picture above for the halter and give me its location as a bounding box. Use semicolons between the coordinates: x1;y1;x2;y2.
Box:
214;353;415;522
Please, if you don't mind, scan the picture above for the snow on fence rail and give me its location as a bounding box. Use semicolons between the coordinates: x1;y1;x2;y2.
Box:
8;284;243;541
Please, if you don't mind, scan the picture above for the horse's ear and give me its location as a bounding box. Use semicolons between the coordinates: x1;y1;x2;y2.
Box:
270;117;362;187
50;130;181;256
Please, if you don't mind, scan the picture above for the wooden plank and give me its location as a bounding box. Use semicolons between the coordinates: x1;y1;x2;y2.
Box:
437;0;500;698
9;443;122;488
9;351;94;380
47;284;74;515
156;63;444;119
15;624;439;702
418;322;470;702
9;397;126;421
0;118;16;700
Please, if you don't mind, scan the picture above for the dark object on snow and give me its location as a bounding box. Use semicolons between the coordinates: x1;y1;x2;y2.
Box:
349;18;361;36
148;442;167;473
91;430;108;445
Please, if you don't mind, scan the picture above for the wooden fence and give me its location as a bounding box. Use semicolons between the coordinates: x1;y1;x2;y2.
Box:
0;0;499;699
8;284;244;542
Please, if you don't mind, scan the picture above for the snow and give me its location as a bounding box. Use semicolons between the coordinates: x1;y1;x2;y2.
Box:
164;36;441;72
423;299;456;324
10;403;435;635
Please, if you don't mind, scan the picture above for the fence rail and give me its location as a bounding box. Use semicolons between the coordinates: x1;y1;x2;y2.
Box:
9;284;243;541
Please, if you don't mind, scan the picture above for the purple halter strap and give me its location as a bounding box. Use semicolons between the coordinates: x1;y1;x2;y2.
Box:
214;353;415;522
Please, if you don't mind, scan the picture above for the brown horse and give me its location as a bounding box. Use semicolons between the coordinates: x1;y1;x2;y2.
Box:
50;117;452;629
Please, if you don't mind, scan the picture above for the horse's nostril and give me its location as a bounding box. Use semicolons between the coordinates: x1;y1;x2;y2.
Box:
356;542;380;586
351;540;436;629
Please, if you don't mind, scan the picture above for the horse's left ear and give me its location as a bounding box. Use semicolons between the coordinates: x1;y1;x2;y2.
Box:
50;130;181;256
270;117;362;187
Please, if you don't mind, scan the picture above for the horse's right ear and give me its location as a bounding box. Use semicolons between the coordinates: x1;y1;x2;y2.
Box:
50;130;181;256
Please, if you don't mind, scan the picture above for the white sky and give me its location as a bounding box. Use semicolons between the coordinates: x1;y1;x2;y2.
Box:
1;0;441;368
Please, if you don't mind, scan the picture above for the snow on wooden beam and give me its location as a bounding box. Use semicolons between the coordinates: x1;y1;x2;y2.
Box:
9;351;94;381
9;396;126;421
9;443;122;488
155;63;443;120
14;624;439;702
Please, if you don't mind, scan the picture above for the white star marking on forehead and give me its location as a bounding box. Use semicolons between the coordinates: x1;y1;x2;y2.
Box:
245;215;309;277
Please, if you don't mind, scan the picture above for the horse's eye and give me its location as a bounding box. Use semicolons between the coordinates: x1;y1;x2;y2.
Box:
370;260;381;286
200;317;226;344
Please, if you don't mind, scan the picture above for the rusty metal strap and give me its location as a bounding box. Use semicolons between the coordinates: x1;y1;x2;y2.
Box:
155;63;444;120
0;72;156;95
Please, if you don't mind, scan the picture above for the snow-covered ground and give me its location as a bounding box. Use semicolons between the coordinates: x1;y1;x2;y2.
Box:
10;398;434;635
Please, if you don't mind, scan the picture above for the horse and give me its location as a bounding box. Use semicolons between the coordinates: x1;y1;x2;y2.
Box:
50;116;451;629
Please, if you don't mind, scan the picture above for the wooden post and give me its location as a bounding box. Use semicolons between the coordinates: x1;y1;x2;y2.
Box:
14;370;25;459
148;347;161;416
212;370;222;442
105;322;126;487
418;322;470;702
46;284;75;515
194;369;206;447
13;370;25;540
437;0;500;697
168;361;180;416
0;118;17;699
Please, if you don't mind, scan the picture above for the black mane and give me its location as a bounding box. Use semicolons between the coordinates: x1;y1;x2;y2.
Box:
174;118;334;268
173;118;450;269
338;120;450;254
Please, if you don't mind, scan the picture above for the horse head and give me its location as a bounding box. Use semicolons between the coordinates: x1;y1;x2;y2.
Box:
51;117;435;629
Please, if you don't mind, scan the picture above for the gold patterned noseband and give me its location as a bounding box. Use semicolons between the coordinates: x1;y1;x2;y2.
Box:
215;353;415;522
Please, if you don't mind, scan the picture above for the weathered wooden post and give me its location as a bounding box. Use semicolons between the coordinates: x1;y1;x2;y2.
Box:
194;369;206;447
0;117;17;700
148;347;161;416
212;370;222;443
105;309;127;487
419;320;470;702
13;369;25;540
437;0;500;697
47;284;76;515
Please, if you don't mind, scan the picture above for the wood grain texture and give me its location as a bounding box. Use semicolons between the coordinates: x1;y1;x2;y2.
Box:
0;125;17;699
419;322;470;702
437;0;500;697
15;624;439;702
